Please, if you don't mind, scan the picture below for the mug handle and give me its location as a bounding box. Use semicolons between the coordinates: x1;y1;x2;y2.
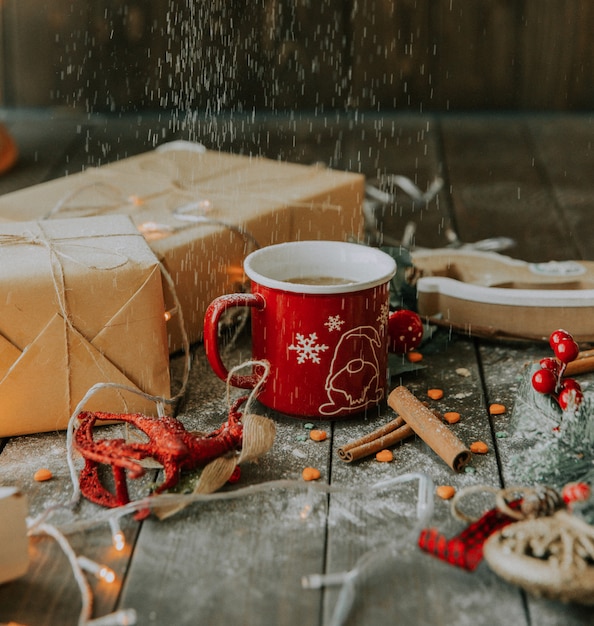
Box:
204;292;266;389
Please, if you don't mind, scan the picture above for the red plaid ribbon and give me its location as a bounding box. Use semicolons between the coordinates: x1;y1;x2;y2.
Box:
418;499;522;571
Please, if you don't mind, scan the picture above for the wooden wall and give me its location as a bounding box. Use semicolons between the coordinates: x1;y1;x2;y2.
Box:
2;0;593;112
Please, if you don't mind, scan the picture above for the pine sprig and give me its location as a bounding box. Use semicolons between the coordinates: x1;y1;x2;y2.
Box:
510;364;594;495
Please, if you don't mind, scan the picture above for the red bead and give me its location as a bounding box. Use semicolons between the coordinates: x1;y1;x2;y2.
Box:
539;357;561;376
562;481;591;505
388;309;424;354
554;338;580;364
549;329;573;350
560;377;581;392
558;385;584;411
531;368;557;395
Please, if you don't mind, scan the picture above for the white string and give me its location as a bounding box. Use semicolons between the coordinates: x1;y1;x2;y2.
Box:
30;522;94;626
28;521;137;626
366;175;443;205
42;474;434;538
27;474;433;626
225;359;271;414
301;472;435;626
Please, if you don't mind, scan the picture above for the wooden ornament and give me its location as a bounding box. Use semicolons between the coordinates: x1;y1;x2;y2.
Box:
483;510;594;605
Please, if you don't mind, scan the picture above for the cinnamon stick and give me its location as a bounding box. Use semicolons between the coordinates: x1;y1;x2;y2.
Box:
338;416;414;463
564;350;594;377
388;385;472;472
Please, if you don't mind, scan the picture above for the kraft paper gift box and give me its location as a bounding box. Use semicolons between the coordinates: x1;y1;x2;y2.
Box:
0;141;364;352
0;215;170;437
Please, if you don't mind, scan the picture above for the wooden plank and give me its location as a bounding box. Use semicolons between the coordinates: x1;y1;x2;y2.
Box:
253;0;348;111
518;1;594;110
439;115;580;261
430;0;519;110
472;119;594;622
349;0;432;110
527;115;594;259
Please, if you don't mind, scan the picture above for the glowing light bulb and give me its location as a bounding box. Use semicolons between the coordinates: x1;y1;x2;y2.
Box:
128;195;144;206
78;556;116;584
98;565;116;584
110;519;126;551
112;531;126;552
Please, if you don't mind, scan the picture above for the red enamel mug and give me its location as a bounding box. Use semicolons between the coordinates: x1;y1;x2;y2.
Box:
204;240;397;419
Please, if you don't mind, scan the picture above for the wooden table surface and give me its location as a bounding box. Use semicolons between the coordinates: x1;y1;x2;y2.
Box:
1;110;594;625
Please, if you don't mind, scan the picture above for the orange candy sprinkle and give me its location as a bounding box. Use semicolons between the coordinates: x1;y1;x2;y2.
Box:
302;467;321;481
470;441;489;454
436;485;456;500
443;411;461;424
309;429;327;442
489;403;506;415
34;468;53;482
375;449;394;462
427;388;444;400
406;351;423;363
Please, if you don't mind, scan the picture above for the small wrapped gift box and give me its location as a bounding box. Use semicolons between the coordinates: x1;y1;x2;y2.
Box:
0;142;364;352
0;487;29;584
0;216;170;437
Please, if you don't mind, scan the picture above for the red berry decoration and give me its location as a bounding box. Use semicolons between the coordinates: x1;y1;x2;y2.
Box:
549;329;573;350
553;337;580;364
388;309;423;354
539;357;561;376
558;384;584;411
531;329;584;411
561;481;591;506
531;368;557;395
560;377;581;391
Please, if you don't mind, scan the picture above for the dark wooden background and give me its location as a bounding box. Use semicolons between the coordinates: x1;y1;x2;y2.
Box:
2;0;594;112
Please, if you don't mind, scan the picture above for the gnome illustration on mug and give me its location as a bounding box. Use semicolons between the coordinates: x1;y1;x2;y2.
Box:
319;325;384;416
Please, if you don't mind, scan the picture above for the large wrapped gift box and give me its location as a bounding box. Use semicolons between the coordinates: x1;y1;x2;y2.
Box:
0;216;170;437
0;142;364;352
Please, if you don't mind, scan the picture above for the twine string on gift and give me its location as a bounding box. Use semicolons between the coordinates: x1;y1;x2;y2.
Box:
42;177;263;257
0;231;130;271
173;201;261;250
0;225;135;426
40;152;347;264
42;175;182;221
43;180;138;219
0;224;172;422
138;150;346;213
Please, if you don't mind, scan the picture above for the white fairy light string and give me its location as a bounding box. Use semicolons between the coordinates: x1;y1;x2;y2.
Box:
302;472;435;626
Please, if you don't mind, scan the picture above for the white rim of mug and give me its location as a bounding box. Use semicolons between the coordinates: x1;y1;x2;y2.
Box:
243;240;397;294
